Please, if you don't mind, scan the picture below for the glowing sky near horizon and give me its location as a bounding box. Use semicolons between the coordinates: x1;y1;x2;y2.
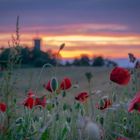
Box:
0;0;140;59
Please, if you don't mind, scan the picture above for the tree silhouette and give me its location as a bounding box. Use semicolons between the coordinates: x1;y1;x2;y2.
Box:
92;56;104;66
0;47;57;68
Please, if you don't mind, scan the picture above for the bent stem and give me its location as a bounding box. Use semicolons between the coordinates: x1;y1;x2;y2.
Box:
35;63;56;94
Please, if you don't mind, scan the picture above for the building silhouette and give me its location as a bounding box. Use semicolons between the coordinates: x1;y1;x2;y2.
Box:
34;38;41;51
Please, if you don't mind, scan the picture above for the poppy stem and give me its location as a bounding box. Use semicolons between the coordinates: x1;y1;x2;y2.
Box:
0;112;4;126
133;68;138;92
35;63;56;94
88;81;94;120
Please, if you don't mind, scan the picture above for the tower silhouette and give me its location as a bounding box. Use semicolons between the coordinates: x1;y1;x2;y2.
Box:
34;38;41;51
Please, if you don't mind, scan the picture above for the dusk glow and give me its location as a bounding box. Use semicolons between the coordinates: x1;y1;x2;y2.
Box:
0;0;140;59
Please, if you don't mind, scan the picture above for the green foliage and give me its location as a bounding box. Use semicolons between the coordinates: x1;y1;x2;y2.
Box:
61;126;68;140
0;47;57;68
92;56;104;66
73;55;90;66
72;55;117;67
0;48;10;67
41;129;50;140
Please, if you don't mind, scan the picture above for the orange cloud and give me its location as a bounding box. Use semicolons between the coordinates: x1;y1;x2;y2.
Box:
0;31;140;59
42;34;140;58
43;35;140;46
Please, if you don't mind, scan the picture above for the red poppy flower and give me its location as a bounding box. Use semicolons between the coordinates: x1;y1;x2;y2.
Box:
43;81;52;92
23;97;35;109
128;91;140;112
110;67;130;85
0;102;7;112
75;92;89;102
35;96;46;108
60;77;72;90
97;97;112;110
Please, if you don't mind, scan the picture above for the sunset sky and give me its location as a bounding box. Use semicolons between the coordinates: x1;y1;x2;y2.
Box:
0;0;140;59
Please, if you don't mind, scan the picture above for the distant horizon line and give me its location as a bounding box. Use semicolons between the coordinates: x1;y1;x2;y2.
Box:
0;45;138;60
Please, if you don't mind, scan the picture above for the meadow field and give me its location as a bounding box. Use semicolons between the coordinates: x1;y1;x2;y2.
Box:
0;66;140;140
7;67;111;97
1;0;140;139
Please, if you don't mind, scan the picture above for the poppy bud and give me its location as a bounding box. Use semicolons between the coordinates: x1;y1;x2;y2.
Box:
50;77;58;92
59;43;65;51
85;72;93;83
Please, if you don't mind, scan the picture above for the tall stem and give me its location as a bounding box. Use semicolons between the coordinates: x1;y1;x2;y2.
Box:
88;81;94;120
35;63;55;94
